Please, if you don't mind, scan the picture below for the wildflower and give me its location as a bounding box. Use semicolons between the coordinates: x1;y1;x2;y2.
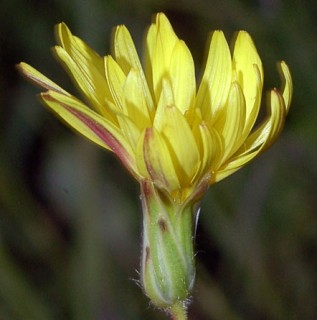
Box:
18;13;292;319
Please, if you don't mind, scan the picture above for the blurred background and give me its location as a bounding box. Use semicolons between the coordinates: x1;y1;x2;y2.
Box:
0;0;316;319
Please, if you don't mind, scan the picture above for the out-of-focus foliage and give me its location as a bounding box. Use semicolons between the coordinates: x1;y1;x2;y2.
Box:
0;0;316;319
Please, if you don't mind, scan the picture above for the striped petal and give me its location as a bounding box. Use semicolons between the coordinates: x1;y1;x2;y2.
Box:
242;89;286;154
145;13;179;102
139;127;181;191
17;62;69;95
40;90;138;178
54;23;112;115
104;55;127;113
279;61;293;113
154;83;200;185
213;89;286;183
123;68;152;128
232;31;263;131
113;25;154;113
192;122;221;183
196;31;232;122
216;81;246;163
56;23;104;72
115;111;141;150
169;40;196;113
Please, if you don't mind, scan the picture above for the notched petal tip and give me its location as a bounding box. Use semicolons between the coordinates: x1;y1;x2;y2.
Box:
54;22;71;46
111;24;129;55
154;12;168;24
153;11;179;45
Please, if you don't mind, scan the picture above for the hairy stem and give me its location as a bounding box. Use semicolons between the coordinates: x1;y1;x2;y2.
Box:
169;302;188;320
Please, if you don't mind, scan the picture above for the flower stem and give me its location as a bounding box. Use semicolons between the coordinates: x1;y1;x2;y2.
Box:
169;302;188;320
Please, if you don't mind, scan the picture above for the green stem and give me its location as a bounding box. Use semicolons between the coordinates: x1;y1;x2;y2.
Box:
169;302;188;320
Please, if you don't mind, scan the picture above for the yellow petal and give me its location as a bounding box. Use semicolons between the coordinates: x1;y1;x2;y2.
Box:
192;122;221;183
154;86;200;185
196;31;232;122
115;111;141;150
169;40;196;113
216;81;246;163
244;88;286;153
153;78;174;129
53;46;112;116
54;23;113;115
241;64;263;140
213;89;286;183
278;61;293;113
113;25;154;112
104;55;127;113
56;22;104;72
40;90;138;178
144;22;156;98
123;68;152;128
140;127;181;191
17;62;69;95
232;31;263;128
146;13;179;102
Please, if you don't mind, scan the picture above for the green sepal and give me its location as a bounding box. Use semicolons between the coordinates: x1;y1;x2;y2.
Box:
140;179;204;308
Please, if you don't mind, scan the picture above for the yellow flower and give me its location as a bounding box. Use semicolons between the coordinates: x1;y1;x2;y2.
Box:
18;13;292;203
19;13;293;316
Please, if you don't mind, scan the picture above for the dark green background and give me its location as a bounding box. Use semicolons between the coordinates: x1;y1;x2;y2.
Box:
1;0;316;319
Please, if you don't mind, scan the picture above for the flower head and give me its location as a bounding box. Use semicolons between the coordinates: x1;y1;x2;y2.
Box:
19;13;293;315
18;13;292;203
